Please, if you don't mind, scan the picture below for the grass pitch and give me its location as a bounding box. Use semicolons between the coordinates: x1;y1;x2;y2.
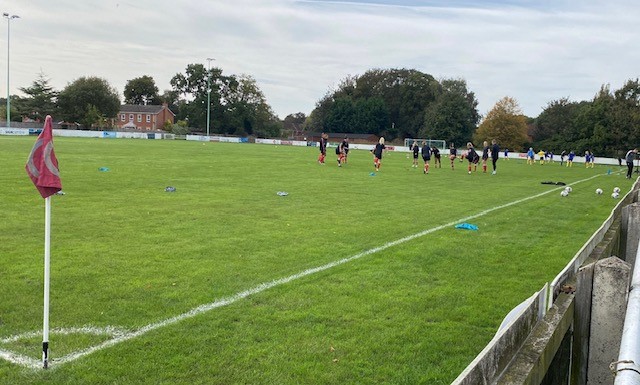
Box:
0;136;632;384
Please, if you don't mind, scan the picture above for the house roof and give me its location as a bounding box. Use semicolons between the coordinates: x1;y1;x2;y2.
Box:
119;104;175;116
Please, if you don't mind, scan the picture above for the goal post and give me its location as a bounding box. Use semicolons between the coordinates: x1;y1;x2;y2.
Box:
404;138;446;150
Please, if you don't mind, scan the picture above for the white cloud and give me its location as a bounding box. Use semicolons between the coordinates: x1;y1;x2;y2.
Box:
2;0;639;119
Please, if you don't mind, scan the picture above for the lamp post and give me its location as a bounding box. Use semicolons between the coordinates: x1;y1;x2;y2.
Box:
206;57;215;137
3;13;19;129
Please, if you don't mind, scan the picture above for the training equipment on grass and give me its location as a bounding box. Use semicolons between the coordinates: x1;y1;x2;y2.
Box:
561;190;569;197
165;186;176;192
613;187;621;194
98;167;110;172
596;188;603;195
612;192;620;199
276;191;288;196
565;186;572;193
455;223;478;231
0;172;607;370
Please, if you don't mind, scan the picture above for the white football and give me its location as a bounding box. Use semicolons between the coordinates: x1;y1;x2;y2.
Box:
612;192;620;199
565;186;573;193
595;188;603;195
561;190;569;197
613;187;621;194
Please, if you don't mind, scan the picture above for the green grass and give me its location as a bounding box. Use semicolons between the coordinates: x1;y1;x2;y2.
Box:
0;136;632;384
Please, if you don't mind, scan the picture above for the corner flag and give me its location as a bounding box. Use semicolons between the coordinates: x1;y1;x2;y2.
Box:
26;115;62;198
25;115;62;369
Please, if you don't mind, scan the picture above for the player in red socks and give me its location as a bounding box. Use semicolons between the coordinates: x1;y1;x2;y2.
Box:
481;141;489;173
373;137;385;171
466;142;479;174
449;143;457;170
421;141;431;174
317;133;327;164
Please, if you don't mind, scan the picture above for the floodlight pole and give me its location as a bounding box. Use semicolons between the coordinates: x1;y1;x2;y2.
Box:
3;13;19;128
206;57;215;137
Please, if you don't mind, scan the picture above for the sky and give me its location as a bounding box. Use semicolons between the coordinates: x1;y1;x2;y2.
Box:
2;0;639;120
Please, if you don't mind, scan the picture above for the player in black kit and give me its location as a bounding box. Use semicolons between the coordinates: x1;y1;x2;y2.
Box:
373;137;386;171
491;139;500;175
449;143;457;170
481;141;489;173
411;141;420;168
342;137;349;164
421;141;431;174
317;133;327;164
431;146;441;168
466;142;479;174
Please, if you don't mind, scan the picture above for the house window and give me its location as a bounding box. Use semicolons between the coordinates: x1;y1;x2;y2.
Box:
120;114;125;121
129;114;134;122
146;114;151;123
137;114;142;122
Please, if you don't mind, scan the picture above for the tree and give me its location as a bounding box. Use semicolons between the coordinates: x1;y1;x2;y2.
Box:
353;97;389;134
57;76;120;129
611;79;640;154
532;98;570;143
18;71;58;121
0;95;25;122
220;74;281;137
474;96;528;151
124;75;160;105
170;64;280;136
324;96;356;133
572;86;614;155
283;112;306;138
170;63;225;130
159;89;180;114
421;78;479;145
306;68;441;140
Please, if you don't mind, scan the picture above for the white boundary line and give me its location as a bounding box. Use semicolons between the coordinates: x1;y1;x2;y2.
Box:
0;173;606;369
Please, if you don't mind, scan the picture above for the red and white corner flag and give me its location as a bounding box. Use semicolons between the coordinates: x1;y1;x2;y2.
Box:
25;115;61;369
26;115;62;198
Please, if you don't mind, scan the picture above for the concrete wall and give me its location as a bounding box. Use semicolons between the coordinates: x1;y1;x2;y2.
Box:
451;288;547;385
587;257;631;385
454;180;640;385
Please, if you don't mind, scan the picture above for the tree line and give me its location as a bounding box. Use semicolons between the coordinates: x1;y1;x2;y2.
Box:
2;66;638;157
304;68;640;157
530;80;640;158
0;65;281;138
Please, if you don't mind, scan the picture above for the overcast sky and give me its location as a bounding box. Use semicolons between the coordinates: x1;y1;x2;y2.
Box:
2;0;638;119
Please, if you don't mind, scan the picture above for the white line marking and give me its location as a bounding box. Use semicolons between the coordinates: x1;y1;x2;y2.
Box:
0;349;40;369
0;326;130;344
0;173;605;369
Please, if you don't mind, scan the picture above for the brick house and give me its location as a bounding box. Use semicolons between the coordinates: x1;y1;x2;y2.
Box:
115;103;175;131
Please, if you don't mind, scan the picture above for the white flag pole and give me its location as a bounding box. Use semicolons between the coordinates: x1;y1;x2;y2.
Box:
42;195;51;369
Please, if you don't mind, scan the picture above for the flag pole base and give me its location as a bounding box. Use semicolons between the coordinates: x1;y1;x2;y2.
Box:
42;341;49;369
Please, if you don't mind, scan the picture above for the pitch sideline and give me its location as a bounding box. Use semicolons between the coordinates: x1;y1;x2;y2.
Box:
0;173;606;369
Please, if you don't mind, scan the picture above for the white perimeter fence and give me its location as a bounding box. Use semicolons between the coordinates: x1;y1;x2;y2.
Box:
1;128;630;166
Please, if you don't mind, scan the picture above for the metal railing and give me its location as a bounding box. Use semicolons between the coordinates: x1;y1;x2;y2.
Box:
613;237;640;384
